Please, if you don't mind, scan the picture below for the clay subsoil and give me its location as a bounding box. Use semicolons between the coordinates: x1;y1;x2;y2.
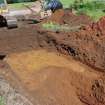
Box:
0;9;105;105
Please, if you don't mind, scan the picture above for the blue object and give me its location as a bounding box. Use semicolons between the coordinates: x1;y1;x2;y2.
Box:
44;0;63;12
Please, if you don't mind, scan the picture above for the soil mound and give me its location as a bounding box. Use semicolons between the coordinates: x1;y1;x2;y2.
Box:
48;9;92;26
48;9;65;24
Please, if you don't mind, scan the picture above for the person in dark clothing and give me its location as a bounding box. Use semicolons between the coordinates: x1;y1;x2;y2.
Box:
44;0;63;12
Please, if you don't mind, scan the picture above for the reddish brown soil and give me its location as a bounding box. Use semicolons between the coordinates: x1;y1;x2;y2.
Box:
39;14;105;71
91;17;105;33
1;58;105;105
0;9;105;105
46;9;92;26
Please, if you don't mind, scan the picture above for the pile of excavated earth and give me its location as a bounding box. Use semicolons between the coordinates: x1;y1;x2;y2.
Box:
0;9;105;105
47;9;92;26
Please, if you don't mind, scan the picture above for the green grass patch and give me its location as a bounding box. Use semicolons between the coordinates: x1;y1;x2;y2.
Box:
71;0;105;21
42;22;80;32
85;10;105;21
42;22;69;31
60;0;105;20
60;0;95;8
0;96;4;105
60;0;74;8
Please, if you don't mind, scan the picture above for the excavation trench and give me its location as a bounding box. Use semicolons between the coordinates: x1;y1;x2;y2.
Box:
0;9;105;105
3;49;104;105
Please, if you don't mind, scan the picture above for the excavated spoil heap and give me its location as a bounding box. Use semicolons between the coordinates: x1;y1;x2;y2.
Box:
47;9;92;26
40;10;105;71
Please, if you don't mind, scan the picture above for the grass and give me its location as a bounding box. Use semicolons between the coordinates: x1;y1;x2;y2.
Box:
60;0;105;20
84;10;105;21
0;96;4;105
76;1;105;21
42;22;70;31
60;0;95;8
42;22;80;32
60;0;74;8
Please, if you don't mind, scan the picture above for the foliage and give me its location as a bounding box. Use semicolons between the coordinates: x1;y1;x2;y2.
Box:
0;96;4;105
42;22;69;31
70;0;105;20
42;22;81;32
